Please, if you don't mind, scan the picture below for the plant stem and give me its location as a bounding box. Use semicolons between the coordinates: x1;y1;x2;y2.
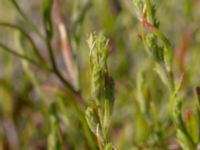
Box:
0;42;40;67
10;0;44;39
46;39;85;105
0;22;47;67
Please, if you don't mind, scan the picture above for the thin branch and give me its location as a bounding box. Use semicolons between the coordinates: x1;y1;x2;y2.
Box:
43;0;85;105
72;1;92;32
0;22;47;67
53;0;79;90
46;41;73;91
0;42;41;67
10;0;44;39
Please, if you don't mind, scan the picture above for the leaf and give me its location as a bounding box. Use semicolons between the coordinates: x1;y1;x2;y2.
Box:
154;63;171;90
105;143;115;150
48;103;62;150
85;107;99;134
177;129;195;150
169;75;183;119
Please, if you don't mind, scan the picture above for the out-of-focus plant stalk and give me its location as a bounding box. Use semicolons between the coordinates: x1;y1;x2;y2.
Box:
58;23;79;89
132;0;175;92
14;31;48;101
132;0;198;149
53;0;79;90
196;87;200;143
42;0;86;106
10;0;44;39
0;22;48;70
47;103;62;150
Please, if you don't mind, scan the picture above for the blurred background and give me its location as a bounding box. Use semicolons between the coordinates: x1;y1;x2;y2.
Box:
1;0;200;149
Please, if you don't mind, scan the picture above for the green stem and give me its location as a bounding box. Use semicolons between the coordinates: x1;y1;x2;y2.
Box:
197;108;200;142
10;0;44;39
46;40;76;93
15;31;48;101
0;22;47;68
0;42;41;67
61;96;97;150
45;39;85;106
145;0;153;24
178;117;196;148
142;0;175;91
103;98;110;145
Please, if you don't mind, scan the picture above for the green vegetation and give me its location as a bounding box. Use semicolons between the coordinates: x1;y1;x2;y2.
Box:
0;0;200;149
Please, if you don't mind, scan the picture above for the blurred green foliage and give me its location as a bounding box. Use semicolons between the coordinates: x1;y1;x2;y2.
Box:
0;0;200;149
